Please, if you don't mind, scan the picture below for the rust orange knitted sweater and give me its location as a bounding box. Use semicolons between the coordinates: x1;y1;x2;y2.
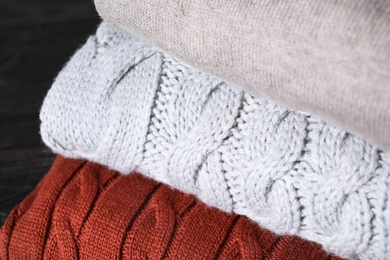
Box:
0;156;343;259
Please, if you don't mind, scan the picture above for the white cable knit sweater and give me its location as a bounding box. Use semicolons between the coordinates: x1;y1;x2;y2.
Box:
40;23;390;260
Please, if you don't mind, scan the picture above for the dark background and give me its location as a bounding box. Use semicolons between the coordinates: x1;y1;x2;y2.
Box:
0;0;100;225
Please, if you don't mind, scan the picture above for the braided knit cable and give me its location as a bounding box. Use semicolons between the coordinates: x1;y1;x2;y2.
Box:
40;22;390;260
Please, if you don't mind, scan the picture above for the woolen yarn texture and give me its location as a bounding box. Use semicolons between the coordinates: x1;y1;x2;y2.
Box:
0;156;344;260
95;0;390;152
40;23;390;260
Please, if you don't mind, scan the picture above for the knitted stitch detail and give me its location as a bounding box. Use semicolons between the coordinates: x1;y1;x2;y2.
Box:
0;156;343;259
40;23;390;260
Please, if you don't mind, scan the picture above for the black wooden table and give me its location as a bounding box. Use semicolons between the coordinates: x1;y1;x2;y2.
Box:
0;0;100;225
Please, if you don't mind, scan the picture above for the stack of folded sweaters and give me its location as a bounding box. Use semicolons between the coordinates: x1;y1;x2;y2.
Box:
1;1;389;259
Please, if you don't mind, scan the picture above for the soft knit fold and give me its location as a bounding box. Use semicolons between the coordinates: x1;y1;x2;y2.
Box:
40;22;390;260
0;156;343;259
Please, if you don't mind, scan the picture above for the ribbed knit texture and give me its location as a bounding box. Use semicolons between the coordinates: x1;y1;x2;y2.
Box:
40;23;390;259
0;156;343;260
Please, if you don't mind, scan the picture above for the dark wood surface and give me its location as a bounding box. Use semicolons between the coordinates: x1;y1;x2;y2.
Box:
0;0;100;225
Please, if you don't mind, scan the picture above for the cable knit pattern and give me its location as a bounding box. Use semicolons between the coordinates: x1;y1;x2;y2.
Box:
40;22;390;260
1;156;343;259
